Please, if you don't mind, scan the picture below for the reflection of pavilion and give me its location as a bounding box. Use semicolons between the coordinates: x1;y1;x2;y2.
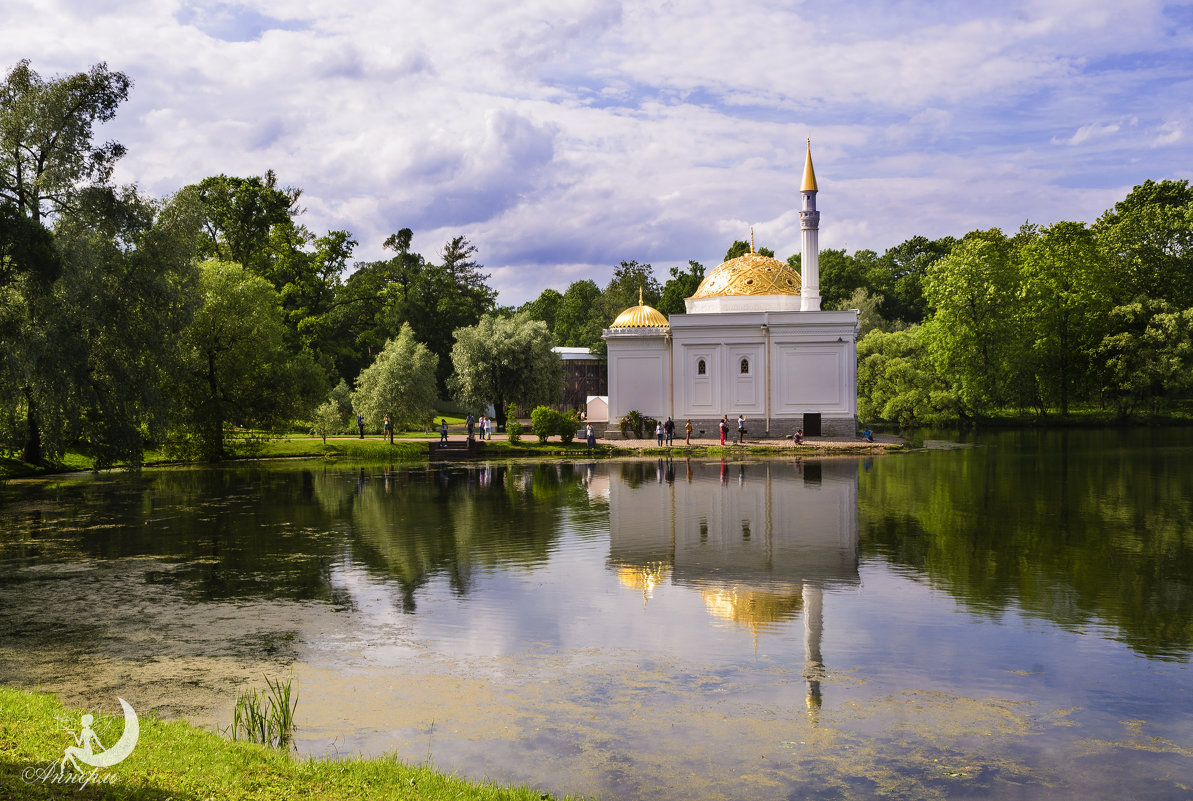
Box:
608;459;859;717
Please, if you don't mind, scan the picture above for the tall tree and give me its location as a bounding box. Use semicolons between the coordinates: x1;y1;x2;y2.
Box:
386;234;498;393
448;311;562;429
0;203;62;463
175;260;323;459
382;227;420;302
658;260;704;315
48;187;200;467
818;248;881;310
1018;221;1113;415
724;240;774;260
351;323;438;432
599;260;661;324
0;60;131;224
518;287;563;331
553;279;604;349
1097;299;1193;418
191;171;298;274
873;235;955;324
921;229;1021;416
1095;179;1193;308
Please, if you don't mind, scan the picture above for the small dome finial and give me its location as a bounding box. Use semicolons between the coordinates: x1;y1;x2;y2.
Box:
638;286;644;306
750;227;755;254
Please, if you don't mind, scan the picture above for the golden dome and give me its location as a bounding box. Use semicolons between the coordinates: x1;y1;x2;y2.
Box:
689;251;802;299
610;288;669;328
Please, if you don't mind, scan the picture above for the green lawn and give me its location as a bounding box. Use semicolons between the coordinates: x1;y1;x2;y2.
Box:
0;687;579;800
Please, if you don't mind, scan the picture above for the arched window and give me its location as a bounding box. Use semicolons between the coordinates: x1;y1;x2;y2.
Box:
697;359;706;375
740;358;750;374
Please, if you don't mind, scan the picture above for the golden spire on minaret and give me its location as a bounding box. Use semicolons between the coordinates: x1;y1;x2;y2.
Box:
801;138;818;193
750;227;755;253
638;286;644;306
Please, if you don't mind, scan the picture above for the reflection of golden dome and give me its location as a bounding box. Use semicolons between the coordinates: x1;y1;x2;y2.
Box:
689;251;802;299
617;563;672;604
701;587;804;632
610;288;669;328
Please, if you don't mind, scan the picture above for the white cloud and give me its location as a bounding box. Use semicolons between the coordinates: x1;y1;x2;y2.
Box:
1151;120;1183;148
1052;122;1122;146
2;0;1191;304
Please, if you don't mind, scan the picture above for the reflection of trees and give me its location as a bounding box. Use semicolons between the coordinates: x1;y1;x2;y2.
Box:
1;463;595;611
6;466;349;603
348;464;586;611
859;429;1193;659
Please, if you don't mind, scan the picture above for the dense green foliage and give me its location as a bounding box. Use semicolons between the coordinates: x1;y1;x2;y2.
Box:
856;192;1193;425
529;405;581;443
350;323;438;432
448;312;561;428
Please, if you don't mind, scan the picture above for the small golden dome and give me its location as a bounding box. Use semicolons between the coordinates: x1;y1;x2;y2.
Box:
610;288;669;328
689;251;802;299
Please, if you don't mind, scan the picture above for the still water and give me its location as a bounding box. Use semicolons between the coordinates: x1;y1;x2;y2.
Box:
1;429;1191;799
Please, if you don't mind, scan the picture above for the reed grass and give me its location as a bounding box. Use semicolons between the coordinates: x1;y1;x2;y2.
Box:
230;673;297;749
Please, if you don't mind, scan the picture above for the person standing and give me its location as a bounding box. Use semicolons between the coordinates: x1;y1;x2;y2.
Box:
719;416;728;445
685;419;692;445
467;413;475;438
383;415;393;444
664;417;674;446
655;421;664;446
357;413;365;439
439;418;449;444
586;423;596;448
737;414;746;444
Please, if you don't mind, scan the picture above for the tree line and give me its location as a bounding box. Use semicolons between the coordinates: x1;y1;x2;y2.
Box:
0;59;564;466
844;183;1193;425
4;59;1191;470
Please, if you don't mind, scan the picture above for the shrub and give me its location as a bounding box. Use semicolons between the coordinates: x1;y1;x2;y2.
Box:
309;400;341;444
559;410;580;444
530;405;561;443
506;403;523;443
620;410;644;438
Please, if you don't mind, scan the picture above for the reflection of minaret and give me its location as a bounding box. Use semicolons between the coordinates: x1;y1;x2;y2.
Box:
802;583;824;722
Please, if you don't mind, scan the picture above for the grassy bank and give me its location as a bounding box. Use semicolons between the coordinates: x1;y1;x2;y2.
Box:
0;687;575;800
1;436;902;479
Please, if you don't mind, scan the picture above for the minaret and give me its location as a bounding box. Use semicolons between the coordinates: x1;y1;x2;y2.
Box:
799;140;821;312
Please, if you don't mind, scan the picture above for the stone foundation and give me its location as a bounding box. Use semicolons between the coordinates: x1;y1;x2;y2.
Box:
602;416;858;440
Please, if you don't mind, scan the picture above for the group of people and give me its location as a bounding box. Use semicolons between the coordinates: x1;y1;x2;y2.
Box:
464;413;495;441
356;412;395;444
716;414;747;445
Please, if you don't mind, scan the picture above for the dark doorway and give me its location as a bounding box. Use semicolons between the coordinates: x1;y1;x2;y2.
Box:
803;412;822;437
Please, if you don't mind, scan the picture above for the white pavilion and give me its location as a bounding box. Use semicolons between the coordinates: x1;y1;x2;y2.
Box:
602;143;859;438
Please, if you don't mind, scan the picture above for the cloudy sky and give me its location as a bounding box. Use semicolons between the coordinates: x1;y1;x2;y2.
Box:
4;0;1192;304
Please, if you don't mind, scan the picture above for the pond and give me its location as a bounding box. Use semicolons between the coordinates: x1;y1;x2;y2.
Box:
2;428;1191;800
